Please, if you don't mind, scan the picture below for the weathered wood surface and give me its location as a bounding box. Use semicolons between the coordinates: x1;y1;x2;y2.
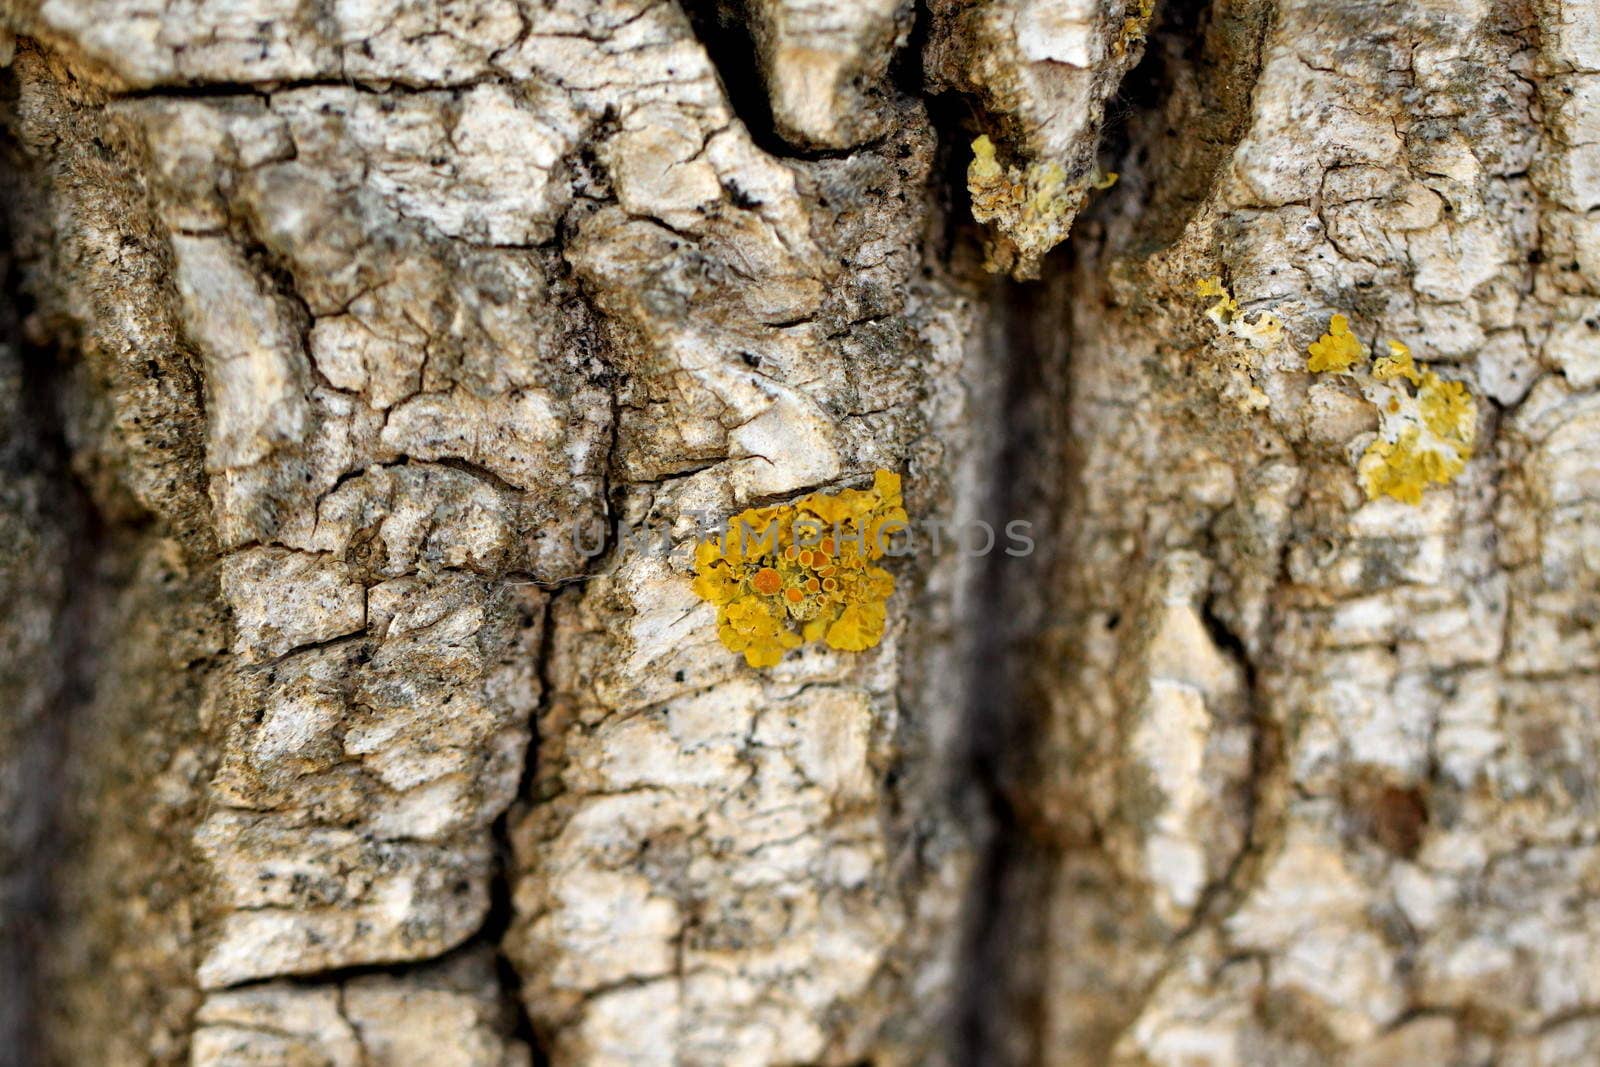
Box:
0;0;1596;1063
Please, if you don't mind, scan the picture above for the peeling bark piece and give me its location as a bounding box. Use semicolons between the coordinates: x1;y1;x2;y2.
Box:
1112;553;1251;929
511;668;909;1064
195;811;493;989
199;575;542;984
220;548;367;663
18;0;525;88
193;949;530;1066
746;0;912;150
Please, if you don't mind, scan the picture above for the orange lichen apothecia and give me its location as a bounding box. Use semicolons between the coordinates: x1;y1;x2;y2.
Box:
692;470;907;668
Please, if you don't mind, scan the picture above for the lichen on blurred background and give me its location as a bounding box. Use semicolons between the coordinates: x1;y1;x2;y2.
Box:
969;135;1117;279
692;471;907;667
1304;317;1478;505
1195;276;1285;350
1356;340;1478;505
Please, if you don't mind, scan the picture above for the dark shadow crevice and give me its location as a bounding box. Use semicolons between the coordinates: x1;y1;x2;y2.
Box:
0;92;109;1067
1096;0;1277;255
936;0;1280;1060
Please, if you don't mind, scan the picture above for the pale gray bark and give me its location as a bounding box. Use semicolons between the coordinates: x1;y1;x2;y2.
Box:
0;0;1596;1065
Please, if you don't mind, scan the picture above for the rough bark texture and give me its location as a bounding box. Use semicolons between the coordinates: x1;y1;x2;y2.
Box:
0;0;1596;1064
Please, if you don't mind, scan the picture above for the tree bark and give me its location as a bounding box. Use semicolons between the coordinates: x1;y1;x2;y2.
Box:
0;0;1597;1065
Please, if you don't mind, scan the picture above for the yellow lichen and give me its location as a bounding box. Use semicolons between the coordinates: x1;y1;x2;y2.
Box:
1372;339;1418;383
1091;170;1119;190
968;134;1004;187
691;470;906;668
1358;345;1476;504
1194;276;1284;349
1114;0;1156;56
1306;313;1369;372
1305;321;1477;504
968;136;1084;279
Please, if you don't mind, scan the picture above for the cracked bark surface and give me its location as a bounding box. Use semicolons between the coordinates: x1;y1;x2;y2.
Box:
0;0;1596;1064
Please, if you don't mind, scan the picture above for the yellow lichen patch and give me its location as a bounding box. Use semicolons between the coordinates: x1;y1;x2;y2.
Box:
968;136;1083;279
1372;339;1419;383
968;133;1004;187
1306;314;1369;373
1091;170;1119;190
1114;0;1156;56
691;470;907;667
1305;320;1477;504
1194;276;1284;349
1358;347;1476;504
1357;426;1468;505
